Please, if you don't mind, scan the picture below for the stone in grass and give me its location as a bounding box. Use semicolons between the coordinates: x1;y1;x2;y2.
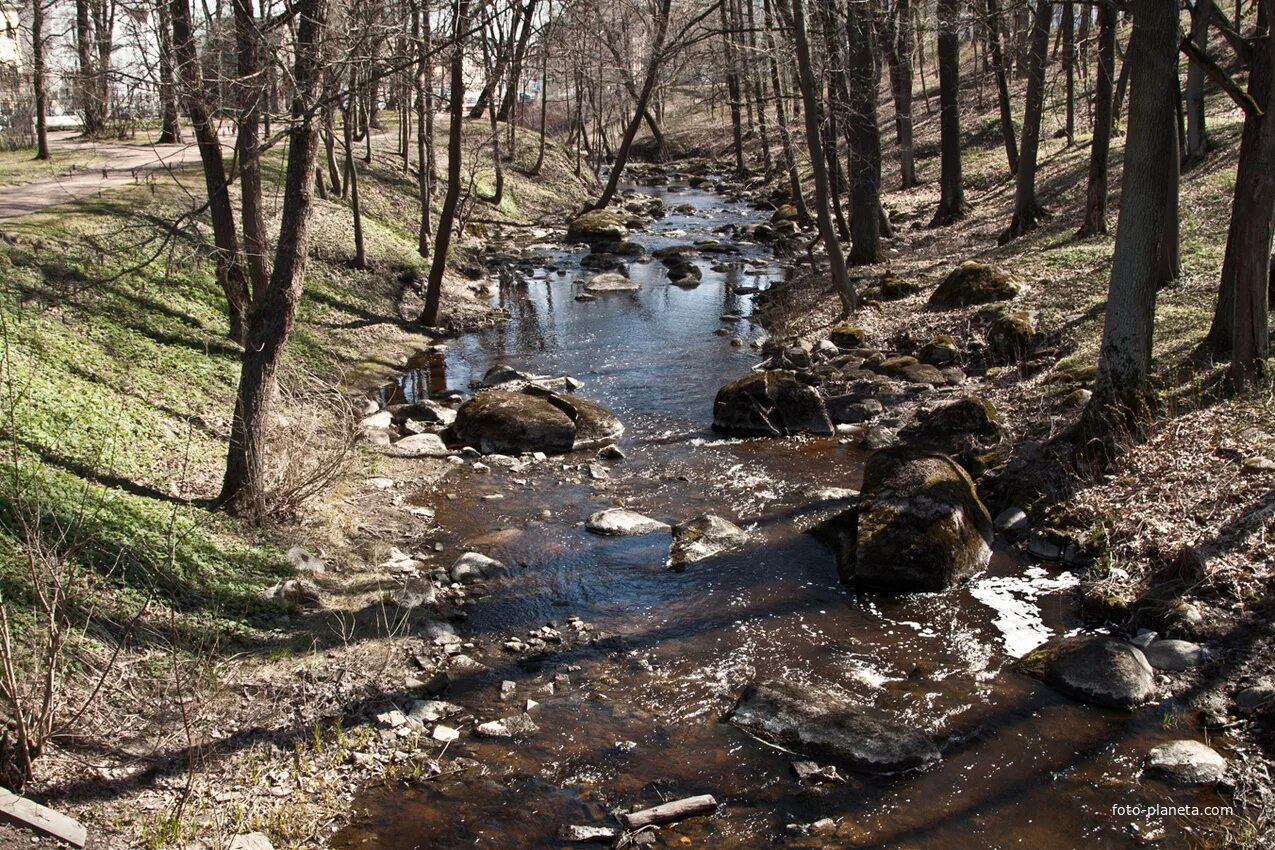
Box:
1019;635;1155;709
585;508;671;537
1144;740;1227;785
1142;639;1206;672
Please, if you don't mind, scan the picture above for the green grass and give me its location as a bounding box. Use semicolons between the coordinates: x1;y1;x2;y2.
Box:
0;147;105;186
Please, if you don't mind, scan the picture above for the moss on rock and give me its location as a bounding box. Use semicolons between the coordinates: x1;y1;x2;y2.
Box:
928;260;1022;310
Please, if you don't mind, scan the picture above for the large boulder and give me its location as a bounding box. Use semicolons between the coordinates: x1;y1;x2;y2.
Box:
928;260;1022;310
712;371;834;437
902;396;1005;465
668;514;749;569
452;389;623;455
1019;635;1156;709
567;210;629;243
728;679;940;774
834;446;993;592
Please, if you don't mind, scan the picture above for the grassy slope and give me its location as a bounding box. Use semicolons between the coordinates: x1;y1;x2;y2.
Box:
0;120;590;725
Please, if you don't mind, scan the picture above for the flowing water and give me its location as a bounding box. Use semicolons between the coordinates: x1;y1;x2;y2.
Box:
331;183;1229;849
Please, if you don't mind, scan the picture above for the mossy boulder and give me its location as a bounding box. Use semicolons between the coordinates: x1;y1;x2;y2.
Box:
919;334;960;366
1019;635;1155;709
828;323;867;349
771;203;799;224
928;260;1022;310
987;310;1037;360
834;446;993;593
712;370;833;437
566;210;630;243
453;388;623;454
877;274;921;301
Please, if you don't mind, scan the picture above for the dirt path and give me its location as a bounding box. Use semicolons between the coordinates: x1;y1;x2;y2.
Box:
0;130;212;221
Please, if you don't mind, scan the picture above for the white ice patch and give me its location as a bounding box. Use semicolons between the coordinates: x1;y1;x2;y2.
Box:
970;566;1080;658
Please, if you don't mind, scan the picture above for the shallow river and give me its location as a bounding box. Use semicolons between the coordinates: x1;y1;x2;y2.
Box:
331;184;1227;849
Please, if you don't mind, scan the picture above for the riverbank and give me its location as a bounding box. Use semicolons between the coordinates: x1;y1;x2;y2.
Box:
0;123;595;848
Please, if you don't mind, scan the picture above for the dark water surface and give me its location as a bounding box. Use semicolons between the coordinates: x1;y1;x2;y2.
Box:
334;185;1229;849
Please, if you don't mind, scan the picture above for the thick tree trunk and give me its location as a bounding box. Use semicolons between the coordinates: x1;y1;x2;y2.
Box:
1079;2;1116;237
986;0;1018;174
419;0;470;326
32;0;49;160
1204;0;1275;384
786;0;856;314
930;0;967;225
1001;0;1052;242
846;0;882;264
1087;0;1180;426
218;0;327;519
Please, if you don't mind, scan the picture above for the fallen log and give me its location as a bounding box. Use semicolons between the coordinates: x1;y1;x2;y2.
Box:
619;794;718;830
0;788;87;847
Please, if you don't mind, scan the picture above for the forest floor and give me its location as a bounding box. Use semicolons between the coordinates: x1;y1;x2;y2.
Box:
0;65;1271;850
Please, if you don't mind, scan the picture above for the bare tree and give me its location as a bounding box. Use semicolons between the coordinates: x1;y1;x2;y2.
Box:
930;0;967;225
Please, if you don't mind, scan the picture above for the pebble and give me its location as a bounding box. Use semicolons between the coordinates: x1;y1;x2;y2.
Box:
432;724;460;743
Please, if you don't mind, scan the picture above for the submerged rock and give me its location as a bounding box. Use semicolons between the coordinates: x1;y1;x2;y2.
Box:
669;514;749;568
474;713;539;738
586;508;671;536
928;260;1022;310
450;551;503;584
728;679;940;774
833;446;993;593
453;389;623;454
1144;740;1227;785
712;370;833;437
1020;635;1155;709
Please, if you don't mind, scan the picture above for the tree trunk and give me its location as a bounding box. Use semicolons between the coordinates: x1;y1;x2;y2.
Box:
1001;0;1052;242
497;0;539;121
32;0;49;159
415;0;432;256
419;0;470;326
1062;2;1076;144
1202;1;1275;378
986;0;1018;174
1087;0;1180;427
590;0;673;210
218;0;327;519
930;0;967;225
171;0;250;343
720;0;747;175
763;0;810;224
343;81;367;270
881;0;918;188
745;0;773;172
156;0;181;144
235;0;269;300
786;0;856;314
1184;0;1212;166
1079;1;1116;237
846;0;882;264
75;0;103;137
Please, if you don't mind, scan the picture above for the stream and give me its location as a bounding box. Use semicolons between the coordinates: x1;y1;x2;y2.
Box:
330;182;1227;849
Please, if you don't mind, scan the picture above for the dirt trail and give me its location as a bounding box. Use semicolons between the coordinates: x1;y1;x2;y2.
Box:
0;130;211;221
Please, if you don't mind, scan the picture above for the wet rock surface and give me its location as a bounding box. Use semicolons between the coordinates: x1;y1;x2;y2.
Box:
452;388;623;454
1021;635;1156;709
728;679;941;774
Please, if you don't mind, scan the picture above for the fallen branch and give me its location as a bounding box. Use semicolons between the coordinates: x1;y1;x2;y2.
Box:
1180;38;1263;119
619;794;718;830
